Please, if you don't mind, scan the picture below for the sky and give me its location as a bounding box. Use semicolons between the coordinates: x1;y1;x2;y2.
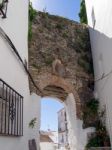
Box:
41;97;64;131
31;0;80;21
30;0;80;131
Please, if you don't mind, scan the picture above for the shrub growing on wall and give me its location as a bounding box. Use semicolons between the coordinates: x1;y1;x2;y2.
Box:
79;0;88;24
86;120;111;149
29;2;37;40
85;105;111;149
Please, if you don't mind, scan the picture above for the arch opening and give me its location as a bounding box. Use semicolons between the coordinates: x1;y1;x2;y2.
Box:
40;94;77;150
40;96;68;149
40;79;82;119
43;85;68;101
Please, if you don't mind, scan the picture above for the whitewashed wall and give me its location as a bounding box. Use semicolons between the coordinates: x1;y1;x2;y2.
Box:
65;93;95;150
85;0;112;145
0;0;41;150
28;93;41;150
40;142;56;150
58;108;68;148
49;131;58;144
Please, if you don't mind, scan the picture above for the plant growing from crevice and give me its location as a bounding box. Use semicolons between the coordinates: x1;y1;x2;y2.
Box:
29;117;37;128
62;32;69;38
85;107;111;149
28;2;37;41
56;23;65;30
86;98;99;114
75;28;91;51
78;57;94;74
86;121;111;149
41;12;49;19
39;10;52;30
75;28;94;75
32;63;37;68
83;98;99;128
45;58;53;65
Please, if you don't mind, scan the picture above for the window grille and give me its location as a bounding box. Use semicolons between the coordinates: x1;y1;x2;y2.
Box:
0;79;23;136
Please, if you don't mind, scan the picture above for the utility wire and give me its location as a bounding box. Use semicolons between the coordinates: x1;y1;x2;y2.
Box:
95;70;112;82
0;26;42;94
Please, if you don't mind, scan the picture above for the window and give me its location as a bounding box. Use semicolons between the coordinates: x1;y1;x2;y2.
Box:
91;7;96;28
0;79;23;136
0;0;8;18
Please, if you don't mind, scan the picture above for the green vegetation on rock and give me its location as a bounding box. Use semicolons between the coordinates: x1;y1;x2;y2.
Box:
79;0;88;24
29;2;37;40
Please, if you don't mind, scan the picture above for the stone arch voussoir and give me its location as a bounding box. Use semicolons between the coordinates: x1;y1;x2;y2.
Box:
37;73;82;119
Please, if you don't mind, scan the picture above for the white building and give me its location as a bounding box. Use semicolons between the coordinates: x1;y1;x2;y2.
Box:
49;131;59;149
0;0;41;150
85;0;112;146
58;108;69;149
40;130;58;150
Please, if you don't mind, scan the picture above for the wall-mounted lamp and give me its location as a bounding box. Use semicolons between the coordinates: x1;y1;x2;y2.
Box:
0;0;8;18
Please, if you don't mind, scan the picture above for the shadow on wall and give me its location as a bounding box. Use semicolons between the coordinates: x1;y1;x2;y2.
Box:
89;27;112;93
65;93;95;150
89;27;112;73
88;26;112;145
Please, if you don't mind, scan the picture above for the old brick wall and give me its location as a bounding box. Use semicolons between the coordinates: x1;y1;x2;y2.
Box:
29;12;94;119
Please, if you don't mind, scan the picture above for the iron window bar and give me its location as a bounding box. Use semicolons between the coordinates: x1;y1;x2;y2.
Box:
0;0;8;18
0;78;23;136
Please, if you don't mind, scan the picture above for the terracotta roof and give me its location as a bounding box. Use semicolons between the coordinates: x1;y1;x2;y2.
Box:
40;134;53;142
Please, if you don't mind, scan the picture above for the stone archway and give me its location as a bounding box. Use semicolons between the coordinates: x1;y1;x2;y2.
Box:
40;87;80;150
34;73;82;118
29;11;94;150
39;86;87;150
29;11;93;115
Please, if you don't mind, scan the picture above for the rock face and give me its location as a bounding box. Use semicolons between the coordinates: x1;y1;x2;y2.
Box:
29;12;94;119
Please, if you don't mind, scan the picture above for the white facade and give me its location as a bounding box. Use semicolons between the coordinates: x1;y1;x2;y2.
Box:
49;131;58;144
58;108;68;149
40;142;56;150
85;0;112;145
65;93;95;150
40;130;57;150
0;0;41;150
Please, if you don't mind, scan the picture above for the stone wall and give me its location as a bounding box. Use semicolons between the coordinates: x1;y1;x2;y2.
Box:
29;11;94;120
